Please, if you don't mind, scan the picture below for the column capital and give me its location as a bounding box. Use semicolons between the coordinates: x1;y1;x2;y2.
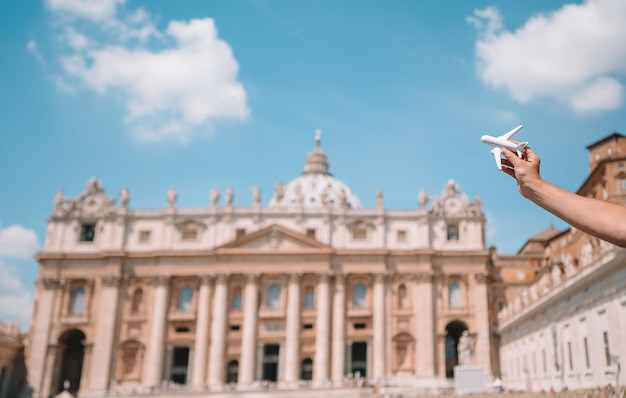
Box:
149;275;170;287
246;273;260;283
373;273;388;283
414;272;434;283
199;274;213;285
215;273;230;283
334;273;346;284
289;272;303;283
40;277;61;290
318;272;333;282
101;275;121;287
474;272;488;284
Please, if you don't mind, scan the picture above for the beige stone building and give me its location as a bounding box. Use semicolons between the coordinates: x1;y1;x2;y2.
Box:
497;132;626;392
26;134;495;397
0;320;26;398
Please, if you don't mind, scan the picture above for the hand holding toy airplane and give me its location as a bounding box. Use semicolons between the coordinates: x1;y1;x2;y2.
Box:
480;125;528;170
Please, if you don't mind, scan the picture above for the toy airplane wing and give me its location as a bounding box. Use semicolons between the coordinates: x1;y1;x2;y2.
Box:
491;147;503;170
499;125;524;140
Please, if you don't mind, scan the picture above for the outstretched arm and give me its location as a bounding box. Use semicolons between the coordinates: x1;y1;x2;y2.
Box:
501;147;626;248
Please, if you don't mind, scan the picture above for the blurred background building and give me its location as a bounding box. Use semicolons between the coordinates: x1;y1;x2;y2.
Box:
0;320;26;398
496;133;626;392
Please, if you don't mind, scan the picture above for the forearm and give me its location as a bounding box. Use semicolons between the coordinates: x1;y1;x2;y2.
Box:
523;180;626;247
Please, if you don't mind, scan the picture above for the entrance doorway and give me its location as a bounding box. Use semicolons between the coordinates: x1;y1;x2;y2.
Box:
262;344;280;382
350;342;368;377
56;329;86;395
170;347;190;384
445;321;468;378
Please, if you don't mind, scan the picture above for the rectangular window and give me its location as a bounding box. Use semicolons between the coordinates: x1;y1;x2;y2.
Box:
352;229;367;240
567;341;573;370
396;230;407;242
175;326;190;333
181;229;197;240
584;337;590;368
304;289;314;309
447;224;459;241
542;349;547;372
603;331;611;366
79;223;96;242
236;228;246;238
229;324;240;331
354;323;367;329
265;322;283;332
306;228;316;239
232;291;242;310
139;230;151;243
303;323;313;330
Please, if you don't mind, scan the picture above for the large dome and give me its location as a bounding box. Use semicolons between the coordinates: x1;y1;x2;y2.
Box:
268;131;362;209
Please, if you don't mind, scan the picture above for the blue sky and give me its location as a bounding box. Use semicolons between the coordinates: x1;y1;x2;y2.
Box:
1;0;625;329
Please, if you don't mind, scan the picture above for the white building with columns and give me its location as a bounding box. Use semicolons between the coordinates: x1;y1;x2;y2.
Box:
26;134;495;397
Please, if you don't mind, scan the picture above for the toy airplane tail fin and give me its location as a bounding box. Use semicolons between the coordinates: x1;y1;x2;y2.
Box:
515;142;528;158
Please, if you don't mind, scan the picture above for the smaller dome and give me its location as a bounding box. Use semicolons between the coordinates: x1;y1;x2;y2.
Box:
304;130;329;174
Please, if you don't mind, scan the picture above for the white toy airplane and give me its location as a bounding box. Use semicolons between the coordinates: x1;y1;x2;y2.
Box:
480;125;528;170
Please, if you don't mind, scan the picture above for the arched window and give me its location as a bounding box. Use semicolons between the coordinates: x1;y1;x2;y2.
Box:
232;287;242;310
70;287;85;315
226;360;239;383
178;286;194;312
353;284;366;308
301;358;313;380
304;286;314;309
448;283;461;308
267;284;281;309
497;301;504;312
131;288;143;314
398;284;407;309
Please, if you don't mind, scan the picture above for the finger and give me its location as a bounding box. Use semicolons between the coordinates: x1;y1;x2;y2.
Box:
500;158;514;168
501;166;516;178
524;146;540;163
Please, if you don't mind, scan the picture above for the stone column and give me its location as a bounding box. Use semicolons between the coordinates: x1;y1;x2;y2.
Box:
191;276;212;388
284;273;301;385
239;274;259;386
314;273;331;384
474;272;492;375
143;276;170;387
415;273;435;376
207;274;229;388
32;278;60;398
373;274;386;380
90;276;121;392
331;274;346;385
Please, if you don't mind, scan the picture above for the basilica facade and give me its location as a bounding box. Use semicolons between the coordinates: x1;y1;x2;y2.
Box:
26;134;495;397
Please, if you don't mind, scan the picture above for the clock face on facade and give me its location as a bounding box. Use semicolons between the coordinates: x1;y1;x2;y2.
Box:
83;195;103;212
444;197;459;212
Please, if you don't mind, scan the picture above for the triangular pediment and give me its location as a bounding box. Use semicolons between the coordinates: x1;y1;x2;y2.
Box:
216;224;332;252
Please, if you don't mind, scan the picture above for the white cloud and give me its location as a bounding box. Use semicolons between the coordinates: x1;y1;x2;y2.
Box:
26;40;45;65
65;27;89;50
46;0;124;21
468;0;626;114
47;1;249;142
0;260;34;329
0;224;41;258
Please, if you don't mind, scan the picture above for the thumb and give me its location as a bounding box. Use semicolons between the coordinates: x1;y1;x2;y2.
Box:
501;148;522;166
